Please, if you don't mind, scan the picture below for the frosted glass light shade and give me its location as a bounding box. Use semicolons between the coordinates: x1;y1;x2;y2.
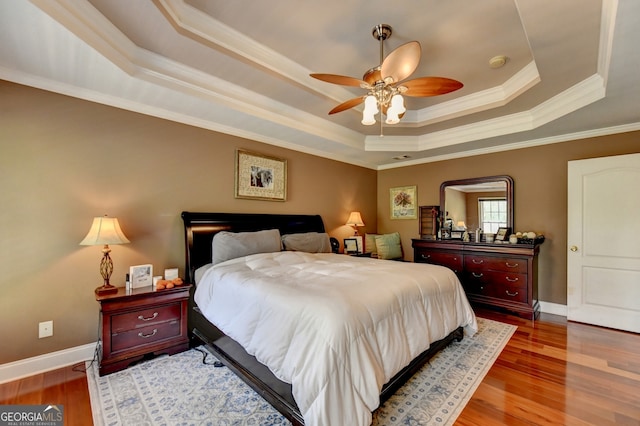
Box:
385;94;405;124
361;95;379;125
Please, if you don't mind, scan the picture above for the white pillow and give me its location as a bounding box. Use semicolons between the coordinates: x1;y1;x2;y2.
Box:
212;229;282;265
282;232;332;253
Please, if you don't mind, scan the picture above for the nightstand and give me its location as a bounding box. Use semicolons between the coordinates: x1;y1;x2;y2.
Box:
95;284;191;376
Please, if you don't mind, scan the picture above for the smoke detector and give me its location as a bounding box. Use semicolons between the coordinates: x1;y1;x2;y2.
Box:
489;55;508;68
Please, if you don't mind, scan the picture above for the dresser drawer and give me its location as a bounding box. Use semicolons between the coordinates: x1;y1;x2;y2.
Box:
464;270;528;303
111;320;181;352
415;249;463;274
111;303;182;333
465;255;527;273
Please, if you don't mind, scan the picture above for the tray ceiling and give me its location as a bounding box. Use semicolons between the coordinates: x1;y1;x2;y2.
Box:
0;0;638;168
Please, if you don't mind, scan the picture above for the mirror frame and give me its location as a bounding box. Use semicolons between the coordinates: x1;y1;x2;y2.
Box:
440;175;514;232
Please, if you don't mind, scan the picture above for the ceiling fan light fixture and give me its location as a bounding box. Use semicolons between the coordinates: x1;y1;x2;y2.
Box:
361;95;379;125
389;94;406;114
385;94;405;125
311;24;462;132
385;112;400;125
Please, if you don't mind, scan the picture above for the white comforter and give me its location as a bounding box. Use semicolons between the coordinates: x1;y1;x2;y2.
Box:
195;252;477;426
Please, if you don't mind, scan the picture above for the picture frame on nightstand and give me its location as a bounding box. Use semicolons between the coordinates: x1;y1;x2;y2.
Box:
130;264;153;288
344;238;359;254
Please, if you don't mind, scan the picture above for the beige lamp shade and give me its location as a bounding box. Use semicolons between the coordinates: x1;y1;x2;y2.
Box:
346;211;365;235
346;211;365;227
80;216;130;246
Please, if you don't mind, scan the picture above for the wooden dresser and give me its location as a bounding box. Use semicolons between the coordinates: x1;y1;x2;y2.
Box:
412;239;542;319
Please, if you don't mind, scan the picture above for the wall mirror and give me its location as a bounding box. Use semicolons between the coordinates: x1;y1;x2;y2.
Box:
440;175;514;235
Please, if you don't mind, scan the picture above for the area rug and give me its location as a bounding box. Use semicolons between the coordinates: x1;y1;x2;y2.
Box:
87;317;515;426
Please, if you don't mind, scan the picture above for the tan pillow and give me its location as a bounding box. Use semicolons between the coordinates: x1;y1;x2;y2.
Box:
282;232;332;253
212;229;282;265
364;233;379;254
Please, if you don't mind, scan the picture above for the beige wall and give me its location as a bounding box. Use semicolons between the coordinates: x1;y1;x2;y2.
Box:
2;79;639;365
378;132;640;305
0;81;377;364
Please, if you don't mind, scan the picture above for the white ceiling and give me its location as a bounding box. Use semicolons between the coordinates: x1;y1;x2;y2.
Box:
1;0;638;169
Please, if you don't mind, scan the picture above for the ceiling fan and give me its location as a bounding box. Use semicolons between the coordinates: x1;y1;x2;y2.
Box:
310;24;463;129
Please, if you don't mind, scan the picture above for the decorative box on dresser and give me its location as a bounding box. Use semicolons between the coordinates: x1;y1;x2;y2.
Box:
412;239;542;319
95;285;191;376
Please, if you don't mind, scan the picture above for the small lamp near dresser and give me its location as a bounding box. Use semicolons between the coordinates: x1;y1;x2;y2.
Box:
80;215;130;295
345;211;365;235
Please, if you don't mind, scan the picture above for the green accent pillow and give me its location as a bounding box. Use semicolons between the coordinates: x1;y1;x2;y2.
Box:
375;232;403;260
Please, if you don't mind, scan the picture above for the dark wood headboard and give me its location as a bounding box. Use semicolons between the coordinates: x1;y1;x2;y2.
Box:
181;211;326;284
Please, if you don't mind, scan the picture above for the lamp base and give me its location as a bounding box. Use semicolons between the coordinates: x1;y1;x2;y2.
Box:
95;284;118;296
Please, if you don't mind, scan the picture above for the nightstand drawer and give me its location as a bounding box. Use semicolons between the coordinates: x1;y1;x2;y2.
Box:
111;320;181;352
111;303;181;333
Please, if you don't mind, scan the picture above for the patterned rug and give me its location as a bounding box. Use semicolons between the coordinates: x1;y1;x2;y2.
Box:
87;317;515;426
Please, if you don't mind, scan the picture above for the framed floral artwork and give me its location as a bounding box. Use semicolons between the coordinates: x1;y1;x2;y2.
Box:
235;149;287;201
390;186;418;219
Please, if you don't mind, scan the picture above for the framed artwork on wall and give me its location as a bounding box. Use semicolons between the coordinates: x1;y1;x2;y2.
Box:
390;186;418;219
235;149;287;201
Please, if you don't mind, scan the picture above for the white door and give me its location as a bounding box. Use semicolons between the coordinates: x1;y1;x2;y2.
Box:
567;153;640;333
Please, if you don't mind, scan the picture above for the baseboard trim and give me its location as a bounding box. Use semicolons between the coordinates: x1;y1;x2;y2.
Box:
0;342;97;384
539;301;567;317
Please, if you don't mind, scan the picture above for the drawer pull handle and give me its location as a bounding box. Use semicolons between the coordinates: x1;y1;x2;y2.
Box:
138;329;158;339
505;290;519;297
138;312;159;321
421;254;431;259
505;262;519;268
472;259;484;264
472;272;484;278
505;276;519;282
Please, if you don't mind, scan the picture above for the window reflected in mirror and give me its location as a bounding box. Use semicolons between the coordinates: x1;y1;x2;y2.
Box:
440;176;514;236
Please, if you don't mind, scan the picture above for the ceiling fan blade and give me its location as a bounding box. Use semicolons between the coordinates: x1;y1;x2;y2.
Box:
329;97;364;114
310;73;367;87
380;41;421;84
400;77;463;97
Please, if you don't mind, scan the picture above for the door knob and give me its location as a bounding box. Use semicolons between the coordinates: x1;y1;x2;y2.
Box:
570;245;578;252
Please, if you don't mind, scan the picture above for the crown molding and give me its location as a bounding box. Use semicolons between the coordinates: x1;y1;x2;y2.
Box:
365;72;606;152
377;122;640;170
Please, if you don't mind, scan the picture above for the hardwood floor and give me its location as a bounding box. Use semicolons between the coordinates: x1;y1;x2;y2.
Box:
1;309;638;425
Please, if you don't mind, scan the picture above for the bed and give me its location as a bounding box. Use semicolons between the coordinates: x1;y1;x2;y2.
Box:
182;211;477;426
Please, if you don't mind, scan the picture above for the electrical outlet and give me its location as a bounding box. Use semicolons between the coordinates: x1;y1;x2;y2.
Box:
39;320;53;338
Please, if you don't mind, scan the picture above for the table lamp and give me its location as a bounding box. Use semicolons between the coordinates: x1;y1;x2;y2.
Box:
346;211;365;235
80;215;130;295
